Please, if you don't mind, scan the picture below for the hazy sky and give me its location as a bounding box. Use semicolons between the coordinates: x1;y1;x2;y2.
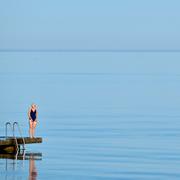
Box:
0;0;180;50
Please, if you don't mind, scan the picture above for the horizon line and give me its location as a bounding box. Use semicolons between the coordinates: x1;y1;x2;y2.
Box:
0;49;180;53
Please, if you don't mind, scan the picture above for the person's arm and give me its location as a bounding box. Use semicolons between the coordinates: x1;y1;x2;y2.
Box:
36;110;38;122
28;108;31;121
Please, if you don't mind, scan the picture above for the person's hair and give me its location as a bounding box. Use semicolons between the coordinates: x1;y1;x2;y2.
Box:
31;103;36;108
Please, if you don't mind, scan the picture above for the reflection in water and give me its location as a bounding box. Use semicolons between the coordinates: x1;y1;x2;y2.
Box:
0;152;42;180
29;154;38;180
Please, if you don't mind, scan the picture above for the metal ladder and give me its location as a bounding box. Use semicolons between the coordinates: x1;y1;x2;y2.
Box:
13;122;25;150
5;122;19;152
5;122;26;151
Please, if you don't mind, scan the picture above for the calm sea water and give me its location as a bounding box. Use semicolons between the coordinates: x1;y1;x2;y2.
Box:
0;52;180;179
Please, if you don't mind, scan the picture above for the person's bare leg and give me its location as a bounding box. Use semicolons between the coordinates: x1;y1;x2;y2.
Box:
32;121;37;138
29;121;33;138
32;127;34;138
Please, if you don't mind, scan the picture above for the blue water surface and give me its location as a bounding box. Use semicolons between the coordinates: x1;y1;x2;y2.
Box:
0;52;180;179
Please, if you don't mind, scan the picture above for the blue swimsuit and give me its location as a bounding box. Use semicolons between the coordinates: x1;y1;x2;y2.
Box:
30;110;36;121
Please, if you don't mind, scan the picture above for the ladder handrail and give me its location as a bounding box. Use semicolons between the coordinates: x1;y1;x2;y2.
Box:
13;122;25;150
5;122;19;152
5;122;11;138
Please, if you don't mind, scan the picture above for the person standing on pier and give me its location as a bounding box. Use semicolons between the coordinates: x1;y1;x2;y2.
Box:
28;104;38;138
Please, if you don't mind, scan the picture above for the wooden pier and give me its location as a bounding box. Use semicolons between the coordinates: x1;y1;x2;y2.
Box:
0;137;42;153
0;152;42;160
